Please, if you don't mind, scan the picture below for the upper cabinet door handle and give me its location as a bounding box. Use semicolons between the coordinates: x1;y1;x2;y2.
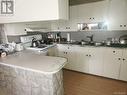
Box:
123;59;126;61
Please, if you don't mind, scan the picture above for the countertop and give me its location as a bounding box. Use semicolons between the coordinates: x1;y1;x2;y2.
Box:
0;50;67;74
57;42;127;48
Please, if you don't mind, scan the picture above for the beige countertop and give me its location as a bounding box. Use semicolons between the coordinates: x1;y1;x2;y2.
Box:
0;50;67;74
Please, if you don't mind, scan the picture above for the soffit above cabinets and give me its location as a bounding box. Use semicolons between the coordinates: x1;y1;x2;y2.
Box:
69;0;105;6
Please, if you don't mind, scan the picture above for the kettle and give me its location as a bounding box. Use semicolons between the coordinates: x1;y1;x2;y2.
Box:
31;37;39;47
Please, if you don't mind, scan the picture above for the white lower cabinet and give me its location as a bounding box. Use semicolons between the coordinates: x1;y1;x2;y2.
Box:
57;44;77;70
76;47;90;73
56;44;127;81
76;47;104;76
88;47;104;76
119;49;127;81
103;48;122;79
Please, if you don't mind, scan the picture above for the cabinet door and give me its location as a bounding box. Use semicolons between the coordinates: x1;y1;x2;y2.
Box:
76;47;90;73
119;49;127;81
0;0;69;23
103;48;122;79
77;1;107;23
68;6;78;31
64;49;77;70
57;44;67;57
57;44;77;69
108;0;127;30
88;47;104;76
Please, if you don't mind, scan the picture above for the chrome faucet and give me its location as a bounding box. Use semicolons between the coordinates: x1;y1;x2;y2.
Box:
87;35;94;42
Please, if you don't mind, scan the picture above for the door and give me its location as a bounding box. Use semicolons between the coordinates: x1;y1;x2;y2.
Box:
57;44;77;70
108;0;127;30
119;49;127;81
88;47;104;76
65;48;77;70
103;48;122;79
76;47;90;73
77;1;107;23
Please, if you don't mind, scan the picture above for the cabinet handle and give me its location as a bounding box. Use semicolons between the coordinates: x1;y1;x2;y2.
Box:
123;58;126;61
113;51;115;53
89;55;91;57
124;25;126;27
120;25;122;27
66;52;67;54
118;58;121;60
86;54;88;56
66;27;70;29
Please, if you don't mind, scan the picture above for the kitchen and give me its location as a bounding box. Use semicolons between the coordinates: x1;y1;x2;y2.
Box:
0;0;127;95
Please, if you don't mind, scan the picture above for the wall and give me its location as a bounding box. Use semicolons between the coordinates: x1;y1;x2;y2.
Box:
0;24;8;43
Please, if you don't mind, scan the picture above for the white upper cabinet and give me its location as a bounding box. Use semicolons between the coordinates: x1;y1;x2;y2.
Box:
77;1;108;23
51;1;108;32
51;6;78;32
108;0;127;30
0;0;69;23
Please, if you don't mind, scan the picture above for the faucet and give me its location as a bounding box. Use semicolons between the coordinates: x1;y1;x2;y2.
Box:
87;35;94;42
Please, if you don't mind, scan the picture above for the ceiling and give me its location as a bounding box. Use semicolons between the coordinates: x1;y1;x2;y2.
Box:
69;0;105;6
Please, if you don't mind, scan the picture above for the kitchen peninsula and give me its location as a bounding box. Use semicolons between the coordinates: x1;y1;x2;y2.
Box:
0;50;67;95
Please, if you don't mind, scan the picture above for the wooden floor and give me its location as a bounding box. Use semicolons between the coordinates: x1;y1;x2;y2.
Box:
63;70;127;95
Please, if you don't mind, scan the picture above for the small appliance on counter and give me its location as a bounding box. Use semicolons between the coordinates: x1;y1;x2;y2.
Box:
67;33;71;42
119;35;127;45
31;37;40;47
0;49;7;58
0;42;18;55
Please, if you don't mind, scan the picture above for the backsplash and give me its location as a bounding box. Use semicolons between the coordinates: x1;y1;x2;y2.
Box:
7;35;22;43
61;30;127;42
7;30;127;43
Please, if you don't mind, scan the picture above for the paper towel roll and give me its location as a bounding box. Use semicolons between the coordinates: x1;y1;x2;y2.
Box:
67;33;71;42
